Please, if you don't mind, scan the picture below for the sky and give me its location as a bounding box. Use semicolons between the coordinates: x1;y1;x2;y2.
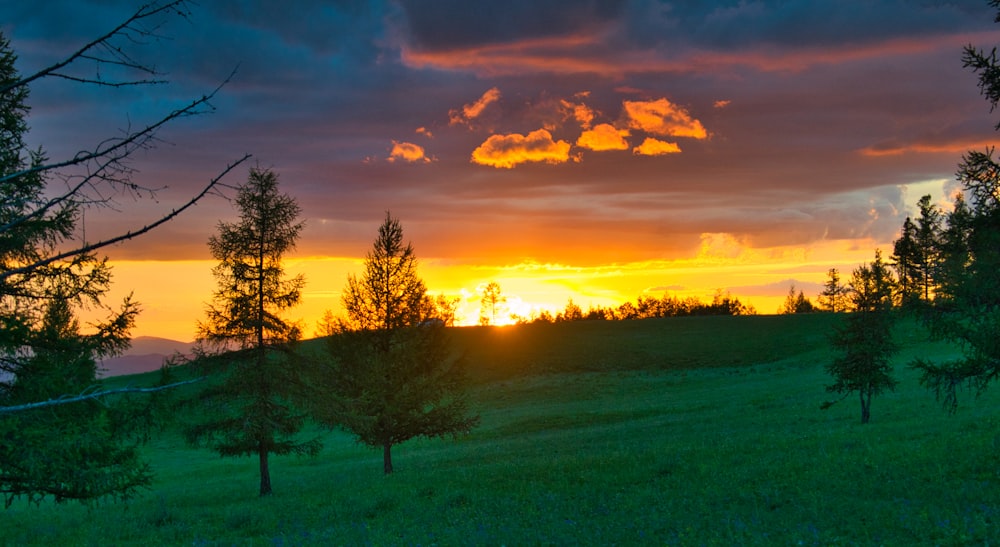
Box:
4;0;1000;340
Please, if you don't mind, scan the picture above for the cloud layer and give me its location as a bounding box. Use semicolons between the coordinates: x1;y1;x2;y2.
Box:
4;0;998;274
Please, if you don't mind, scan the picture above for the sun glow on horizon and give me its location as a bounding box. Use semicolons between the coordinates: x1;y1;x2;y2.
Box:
90;235;891;342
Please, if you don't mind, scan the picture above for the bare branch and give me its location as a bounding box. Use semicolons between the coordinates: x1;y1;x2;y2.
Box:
0;153;252;284
0;1;192;94
0;67;236;190
0;376;204;414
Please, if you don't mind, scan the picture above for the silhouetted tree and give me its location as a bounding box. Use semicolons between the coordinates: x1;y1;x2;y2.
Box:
431;294;460;327
479;281;507;326
706;289;753;316
892;217;922;307
818;268;849;313
0;2;247;504
913;3;1000;410
615;301;639;320
317;213;478;474
914;195;944;302
826;251;898;423
558;299;584;321
187;168;318;496
934;193;973;307
779;284;815;314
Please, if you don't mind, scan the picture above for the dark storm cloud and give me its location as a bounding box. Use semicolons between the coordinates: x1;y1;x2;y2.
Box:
396;0;626;50
625;0;995;50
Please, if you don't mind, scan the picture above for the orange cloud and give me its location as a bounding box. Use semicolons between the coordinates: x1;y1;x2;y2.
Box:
471;129;572;168
388;140;432;163
401;31;999;78
416;126;433;138
859;138;995;157
577;123;630;151
633;137;681;156
714;100;731;109
561;98;595;129
623;98;707;139
450;87;501;126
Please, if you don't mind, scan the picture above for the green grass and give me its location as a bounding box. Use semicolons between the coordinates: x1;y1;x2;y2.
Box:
6;315;1000;545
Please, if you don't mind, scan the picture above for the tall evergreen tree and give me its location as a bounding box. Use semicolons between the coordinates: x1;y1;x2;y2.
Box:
188;168;318;496
914;2;1000;410
779;284;815;314
316;212;478;474
826;251;899;424
818;268;849;313
891;217;922;308
934;193;973;308
0;29;155;505
914;195;944;302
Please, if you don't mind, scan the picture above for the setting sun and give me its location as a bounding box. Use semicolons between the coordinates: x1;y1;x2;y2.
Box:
11;1;995;342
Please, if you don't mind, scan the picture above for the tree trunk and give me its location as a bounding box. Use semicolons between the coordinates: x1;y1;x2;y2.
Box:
860;390;871;424
259;445;272;496
383;442;393;474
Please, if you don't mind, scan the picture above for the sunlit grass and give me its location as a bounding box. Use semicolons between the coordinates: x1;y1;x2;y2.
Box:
7;315;1000;545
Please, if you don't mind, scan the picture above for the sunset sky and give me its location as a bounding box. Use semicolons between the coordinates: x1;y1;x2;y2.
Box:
5;1;1000;340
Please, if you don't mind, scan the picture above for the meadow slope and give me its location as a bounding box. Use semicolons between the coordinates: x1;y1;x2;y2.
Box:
7;315;1000;545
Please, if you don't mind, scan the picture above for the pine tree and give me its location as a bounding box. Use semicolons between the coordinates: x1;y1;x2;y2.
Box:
779;284;815;314
818;268;849;313
914;195;943;303
188;168;319;496
934;194;973;308
317;212;478;474
0;30;152;505
914;3;1000;410
826;251;898;424
891;217;922;308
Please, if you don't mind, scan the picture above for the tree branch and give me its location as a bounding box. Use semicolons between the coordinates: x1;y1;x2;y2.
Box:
0;377;204;414
0;153;251;283
0;1;191;94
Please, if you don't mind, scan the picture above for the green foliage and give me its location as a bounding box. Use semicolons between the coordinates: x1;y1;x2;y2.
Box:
826;251;899;423
188;168;319;496
0;297;152;506
0;30;152;505
318;212;478;474
915;12;1000;410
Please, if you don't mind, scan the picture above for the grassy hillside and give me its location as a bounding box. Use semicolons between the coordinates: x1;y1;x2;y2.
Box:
8;315;1000;545
450;314;841;380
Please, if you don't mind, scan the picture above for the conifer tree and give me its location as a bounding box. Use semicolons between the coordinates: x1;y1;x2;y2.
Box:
891;217;922;307
818;268;849;313
188;168;318;496
779;284;815;314
914;2;1000;410
914;195;943;302
826;251;898;424
317;212;478;474
0;25;159;504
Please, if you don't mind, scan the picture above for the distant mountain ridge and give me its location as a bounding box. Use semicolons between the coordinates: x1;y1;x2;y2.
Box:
98;336;195;378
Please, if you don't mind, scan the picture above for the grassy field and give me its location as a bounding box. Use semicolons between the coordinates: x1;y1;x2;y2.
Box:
6;315;1000;545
